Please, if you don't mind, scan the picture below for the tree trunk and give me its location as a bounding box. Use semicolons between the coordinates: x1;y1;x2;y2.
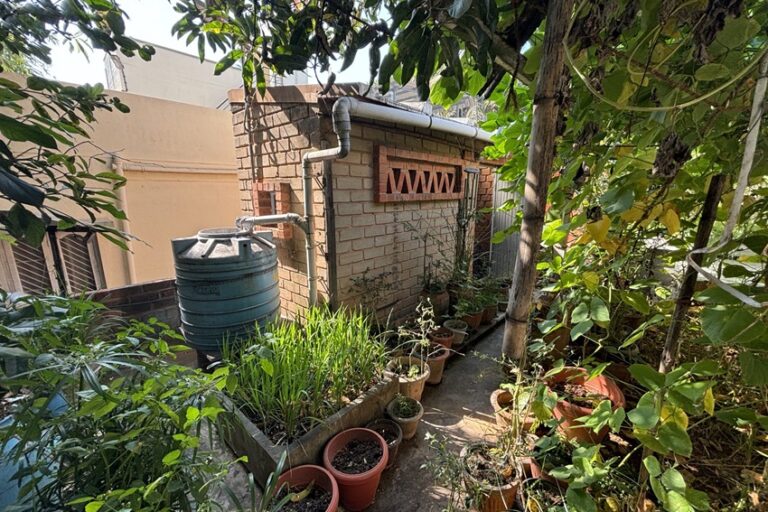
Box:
658;175;725;373
502;0;574;360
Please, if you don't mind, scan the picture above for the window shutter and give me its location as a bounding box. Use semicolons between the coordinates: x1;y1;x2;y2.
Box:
58;233;100;293
11;241;53;294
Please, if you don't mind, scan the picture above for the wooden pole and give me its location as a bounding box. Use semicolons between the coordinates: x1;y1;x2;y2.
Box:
502;0;574;359
658;174;725;373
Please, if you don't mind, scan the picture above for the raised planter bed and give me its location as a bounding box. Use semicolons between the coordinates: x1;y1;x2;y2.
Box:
219;375;398;487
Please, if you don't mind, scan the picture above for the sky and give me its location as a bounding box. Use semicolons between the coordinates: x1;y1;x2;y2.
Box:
48;0;372;86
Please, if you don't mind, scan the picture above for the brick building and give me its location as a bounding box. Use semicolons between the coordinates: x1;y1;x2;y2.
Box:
229;84;498;322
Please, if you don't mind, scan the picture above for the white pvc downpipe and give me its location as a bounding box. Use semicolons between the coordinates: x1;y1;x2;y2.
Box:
237;96;494;307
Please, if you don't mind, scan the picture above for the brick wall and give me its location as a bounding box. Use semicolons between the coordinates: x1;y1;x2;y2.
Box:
230;86;489;322
89;278;180;327
473;165;496;274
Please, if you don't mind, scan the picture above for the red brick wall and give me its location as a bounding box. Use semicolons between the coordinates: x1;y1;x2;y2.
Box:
89;278;179;327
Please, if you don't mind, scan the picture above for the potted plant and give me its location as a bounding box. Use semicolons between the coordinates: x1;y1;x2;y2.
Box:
322;428;388;511
423;342;451;385
545;367;625;443
365;418;403;469
443;318;468;349
529;435;572;489
427;326;454;349
275;464;340;512
386;355;430;401
386;394;424;440
490;382;553;436
460;442;525;512
455;298;483;330
420;278;450;318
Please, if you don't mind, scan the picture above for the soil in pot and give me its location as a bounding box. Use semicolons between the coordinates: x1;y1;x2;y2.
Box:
427;327;454;349
277;484;333;512
462;443;521;512
386;356;430;401
365;418;402;469
332;439;383;474
386;395;424;440
323;428;388;512
550;380;604;408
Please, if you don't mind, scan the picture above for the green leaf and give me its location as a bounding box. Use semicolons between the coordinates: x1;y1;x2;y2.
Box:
629;364;664;390
600;185;635;214
635;428;668;455
715;17;760;49
590;297;610;327
162;449;182;465
658;422;692;457
701;306;765;346
661;468;687;493
6;204;47;247
628;406;660;429
738;351;768;385
715;407;758;426
694;63;730;81
566;487;597;512
603;70;637;105
665;490;694;512
643;455;662;477
620;290;650;315
85;502;104;512
572;302;590;323
685;488;710;511
570;320;593;341
0;114;58;149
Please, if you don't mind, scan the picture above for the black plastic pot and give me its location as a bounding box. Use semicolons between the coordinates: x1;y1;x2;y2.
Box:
365;418;403;469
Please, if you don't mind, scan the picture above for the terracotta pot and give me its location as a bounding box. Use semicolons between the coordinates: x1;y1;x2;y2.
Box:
461;311;483;330
482;304;497;324
276;465;339;512
365;418;403;469
460;443;521;512
386;397;424;440
424;343;450;385
545;367;626;444
544;326;570;358
323;428;388;511
427;327;454;349
443;319;468;348
386;356;430;401
490;389;536;434
421;289;450;317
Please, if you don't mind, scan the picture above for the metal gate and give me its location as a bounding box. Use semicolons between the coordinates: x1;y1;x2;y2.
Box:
489;176;520;279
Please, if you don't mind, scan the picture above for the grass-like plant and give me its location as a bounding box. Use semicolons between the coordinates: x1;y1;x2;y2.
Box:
223;306;387;443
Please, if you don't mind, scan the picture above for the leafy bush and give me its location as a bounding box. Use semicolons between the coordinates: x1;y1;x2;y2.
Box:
222;306;387;443
0;296;236;512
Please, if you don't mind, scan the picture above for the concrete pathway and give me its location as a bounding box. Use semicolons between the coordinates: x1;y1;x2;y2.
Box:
369;324;505;511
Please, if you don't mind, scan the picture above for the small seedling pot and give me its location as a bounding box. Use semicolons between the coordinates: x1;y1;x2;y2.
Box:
386;356;430;401
545;367;626;444
490;388;536;435
322;428;388;512
276;465;339;512
460;442;522;512
386;397;424;440
424;343;450;385
427;326;454;349
443;319;468;348
365;418;403;469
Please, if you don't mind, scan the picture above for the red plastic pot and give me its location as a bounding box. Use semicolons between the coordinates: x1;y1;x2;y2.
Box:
323;428;388;511
427;327;454;349
545;367;626;444
276;465;339;512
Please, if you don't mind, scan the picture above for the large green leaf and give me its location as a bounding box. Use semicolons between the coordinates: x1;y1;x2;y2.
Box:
628;405;659;429
715;17;761;49
629;364;664;390
694;63;730;82
658;422;692;457
590;297;610;327
701;306;765;346
738;351;768;386
0;114;58;149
